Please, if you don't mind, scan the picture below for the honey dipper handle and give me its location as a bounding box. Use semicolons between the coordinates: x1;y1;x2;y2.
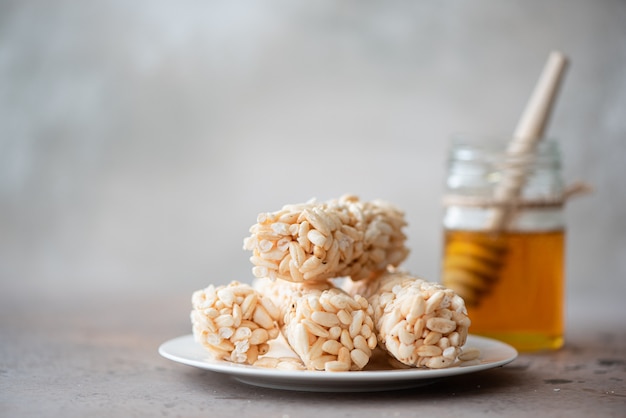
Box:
488;51;569;230
509;51;569;154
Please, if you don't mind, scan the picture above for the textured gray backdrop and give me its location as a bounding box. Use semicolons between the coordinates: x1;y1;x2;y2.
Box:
1;1;625;306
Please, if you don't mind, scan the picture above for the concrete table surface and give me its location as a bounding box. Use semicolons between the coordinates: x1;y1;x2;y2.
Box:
1;289;624;418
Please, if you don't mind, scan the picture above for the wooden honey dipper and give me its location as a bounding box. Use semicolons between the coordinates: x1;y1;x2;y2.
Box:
442;51;569;306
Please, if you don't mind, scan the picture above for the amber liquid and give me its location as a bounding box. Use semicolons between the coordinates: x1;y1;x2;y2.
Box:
442;229;565;352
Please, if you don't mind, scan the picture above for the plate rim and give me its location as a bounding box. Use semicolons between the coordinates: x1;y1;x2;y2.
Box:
158;333;518;383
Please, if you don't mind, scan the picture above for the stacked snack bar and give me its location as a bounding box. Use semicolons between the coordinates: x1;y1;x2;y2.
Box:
243;195;409;283
254;278;378;371
343;270;478;369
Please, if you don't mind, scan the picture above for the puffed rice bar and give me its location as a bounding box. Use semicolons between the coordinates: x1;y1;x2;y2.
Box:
243;195;409;283
191;281;281;364
254;278;378;371
343;270;477;369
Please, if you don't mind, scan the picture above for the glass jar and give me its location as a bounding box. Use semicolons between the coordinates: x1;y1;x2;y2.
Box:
441;136;565;352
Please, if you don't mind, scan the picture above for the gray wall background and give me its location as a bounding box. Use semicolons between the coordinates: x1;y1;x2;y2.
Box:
1;1;625;304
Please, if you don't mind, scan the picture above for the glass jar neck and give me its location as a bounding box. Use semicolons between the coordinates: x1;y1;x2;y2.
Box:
448;137;561;172
443;137;565;232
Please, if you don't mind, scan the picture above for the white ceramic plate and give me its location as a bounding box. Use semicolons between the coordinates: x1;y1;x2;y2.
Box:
159;334;518;392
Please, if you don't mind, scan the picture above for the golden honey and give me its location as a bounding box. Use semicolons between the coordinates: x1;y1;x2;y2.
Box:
442;228;565;352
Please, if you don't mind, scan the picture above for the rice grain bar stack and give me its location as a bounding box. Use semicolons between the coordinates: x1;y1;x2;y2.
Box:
243;195;409;283
255;278;378;371
344;271;475;369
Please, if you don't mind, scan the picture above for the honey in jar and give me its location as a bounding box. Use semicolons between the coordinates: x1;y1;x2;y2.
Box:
443;228;565;351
